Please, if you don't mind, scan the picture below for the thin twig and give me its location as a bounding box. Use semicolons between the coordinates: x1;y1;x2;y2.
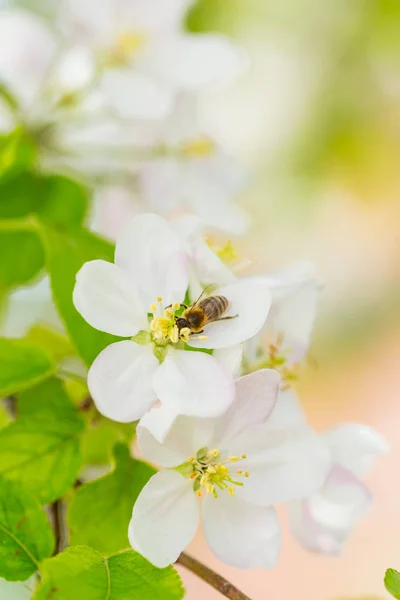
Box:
50;500;63;556
176;553;253;600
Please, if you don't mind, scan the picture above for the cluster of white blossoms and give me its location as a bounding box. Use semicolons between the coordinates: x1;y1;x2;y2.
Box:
0;0;248;231
73;212;389;569
1;0;388;573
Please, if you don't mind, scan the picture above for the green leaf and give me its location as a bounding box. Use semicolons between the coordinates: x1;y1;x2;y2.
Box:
0;129;36;182
68;444;155;554
26;324;75;363
0;378;84;503
41;226;120;365
0;225;44;291
0;337;56;396
0;173;36;218
0;476;54;581
385;569;400;599
35;175;90;228
81;420;135;466
33;546;185;600
0;172;89;227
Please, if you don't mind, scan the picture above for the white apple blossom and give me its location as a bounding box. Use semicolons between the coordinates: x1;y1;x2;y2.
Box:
73;213;272;424
0;8;127;175
243;261;323;386
58;0;248;121
289;422;389;555
128;369;331;568
92;96;249;239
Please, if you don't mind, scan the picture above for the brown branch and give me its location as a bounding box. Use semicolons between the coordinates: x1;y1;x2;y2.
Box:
176;553;253;600
50;500;63;556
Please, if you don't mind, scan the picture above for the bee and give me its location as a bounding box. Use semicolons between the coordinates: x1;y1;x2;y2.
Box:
174;285;238;336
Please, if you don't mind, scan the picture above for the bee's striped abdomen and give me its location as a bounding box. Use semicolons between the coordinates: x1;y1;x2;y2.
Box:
199;295;230;322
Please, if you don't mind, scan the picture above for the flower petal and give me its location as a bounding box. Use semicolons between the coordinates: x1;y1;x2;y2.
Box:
265;389;307;429
73;259;147;336
213;344;243;378
289;466;372;555
229;425;331;507
261;261;322;362
115;213;189;308
323;423;389;478
88;341;158;422
138;409;216;466
202;495;281;568
212;370;280;447
100;69;173;119
153;349;234;417
171;215;236;288
0;10;57;107
152;34;248;91
187;281;271;350
129;470;198;568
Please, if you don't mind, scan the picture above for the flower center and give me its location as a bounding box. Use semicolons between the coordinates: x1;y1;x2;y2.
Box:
180;136;215;158
106;30;147;66
149;297;208;346
187;448;249;499
246;333;300;390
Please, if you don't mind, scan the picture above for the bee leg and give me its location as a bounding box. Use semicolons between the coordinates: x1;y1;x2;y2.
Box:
215;315;239;322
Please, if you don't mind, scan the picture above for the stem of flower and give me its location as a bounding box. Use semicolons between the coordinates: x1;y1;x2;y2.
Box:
176;553;253;600
50;500;63;556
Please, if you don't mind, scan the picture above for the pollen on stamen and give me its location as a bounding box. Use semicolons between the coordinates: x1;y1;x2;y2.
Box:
157;296;163;302
244;472;249;478
237;469;242;474
188;456;195;463
241;454;247;459
190;473;197;479
196;491;202;497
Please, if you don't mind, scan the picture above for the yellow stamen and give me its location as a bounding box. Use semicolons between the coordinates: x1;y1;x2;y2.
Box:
227;487;235;496
241;454;247;459
229;456;239;462
237;469;242;475
150;303;157;313
190;473;197;479
181;136;215;157
196;491;202;497
244;472;249;478
157;296;163;303
172;302;180;310
169;325;179;344
206;483;215;494
210;449;220;458
189;456;195;463
198;335;208;341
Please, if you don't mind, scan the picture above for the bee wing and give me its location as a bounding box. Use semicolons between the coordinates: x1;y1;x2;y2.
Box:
191;282;220;307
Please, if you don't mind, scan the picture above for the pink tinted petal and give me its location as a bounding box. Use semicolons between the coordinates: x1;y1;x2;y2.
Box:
323;423;389;478
129;471;198;568
289;466;373;555
138;410;216;466
153;349;234;418
88;341;158;422
212;370;280;447
202;495;281;568
229;425;331;507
